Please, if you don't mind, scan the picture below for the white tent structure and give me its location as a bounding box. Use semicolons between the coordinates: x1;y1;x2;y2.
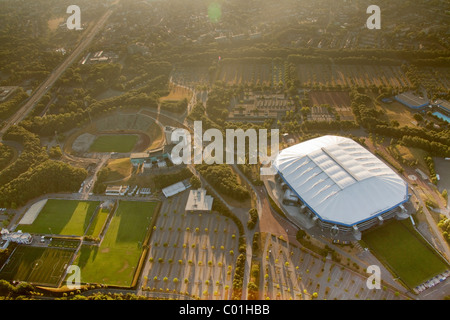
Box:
162;181;189;198
272;136;410;233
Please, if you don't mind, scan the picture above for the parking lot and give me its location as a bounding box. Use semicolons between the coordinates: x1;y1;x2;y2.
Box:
142;191;240;299
260;234;403;300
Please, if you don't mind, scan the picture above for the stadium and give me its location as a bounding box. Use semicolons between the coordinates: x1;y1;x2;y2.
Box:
271;135;412;241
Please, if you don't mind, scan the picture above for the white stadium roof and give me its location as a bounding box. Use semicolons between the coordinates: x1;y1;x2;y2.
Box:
272;136;409;226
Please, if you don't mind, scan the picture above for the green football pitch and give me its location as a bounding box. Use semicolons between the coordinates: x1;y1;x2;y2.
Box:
89;134;138;153
19;200;100;236
74;200;159;286
362;219;449;288
0;246;75;286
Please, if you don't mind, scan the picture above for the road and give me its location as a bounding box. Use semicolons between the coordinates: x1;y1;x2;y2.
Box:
0;7;113;141
410;186;450;262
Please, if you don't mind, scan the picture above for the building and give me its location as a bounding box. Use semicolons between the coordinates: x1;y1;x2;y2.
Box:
395;92;429;109
140;188;151;195
229;94;295;121
434;99;450;115
130;152;171;167
1;229;32;245
0;86;18;102
272;135;411;240
105;185;129;196
80;51;118;65
185;189;214;213
162;180;191;198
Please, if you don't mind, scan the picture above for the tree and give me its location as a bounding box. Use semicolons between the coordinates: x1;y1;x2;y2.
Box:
190;175;201;189
247;208;258;229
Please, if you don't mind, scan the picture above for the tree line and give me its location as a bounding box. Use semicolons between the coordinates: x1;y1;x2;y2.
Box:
0;88;28;120
0;125;87;207
21;74;167;136
196;164;250;201
0;144;14;171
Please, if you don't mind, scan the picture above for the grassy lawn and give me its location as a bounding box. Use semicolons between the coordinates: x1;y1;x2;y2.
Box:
19;200;100;236
85;208;110;238
378;101;417;127
75;201;159;286
89;134;138;153
362;219;449;288
0;246;75;286
103;158;133;182
160;85;192;101
387;144;429;173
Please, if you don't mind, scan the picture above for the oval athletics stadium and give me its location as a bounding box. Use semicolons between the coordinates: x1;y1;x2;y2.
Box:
270;135;413;241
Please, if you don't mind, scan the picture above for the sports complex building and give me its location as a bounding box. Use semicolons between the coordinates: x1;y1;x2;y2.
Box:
394;92;429;109
271;135;413;241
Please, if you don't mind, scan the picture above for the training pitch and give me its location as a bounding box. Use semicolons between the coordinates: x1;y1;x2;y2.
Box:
362;219;449;288
75;200;159;286
19;199;100;236
89;134;138;153
0;246;75;287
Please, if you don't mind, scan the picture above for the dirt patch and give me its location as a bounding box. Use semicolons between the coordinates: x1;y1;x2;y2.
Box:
47;17;64;31
19;199;48;225
72;133;96;153
309;91;351;108
117;261;129;273
134;133;151;152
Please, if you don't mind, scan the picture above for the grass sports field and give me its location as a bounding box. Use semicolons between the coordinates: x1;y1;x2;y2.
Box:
74;201;159;286
19;200;100;236
362;219;449;288
86;207;110;238
89;134;138;153
0;246;75;286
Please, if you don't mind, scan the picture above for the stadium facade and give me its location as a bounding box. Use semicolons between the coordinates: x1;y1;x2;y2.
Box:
271;135;412;240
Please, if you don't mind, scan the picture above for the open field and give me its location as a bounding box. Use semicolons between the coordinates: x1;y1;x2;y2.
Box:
309;90;354;121
19;200;100;236
19;199;48;225
377;100;418;127
89;134;138;153
362;219;449;289
67;113;163;154
217;63;274;86
171;66;210;87
47;17;64;31
86;207;110;239
103;158;133;183
202;63;416;88
0;246;74;286
297;64;412;88
75;201;159;286
387;144;429;174
160;84;192;102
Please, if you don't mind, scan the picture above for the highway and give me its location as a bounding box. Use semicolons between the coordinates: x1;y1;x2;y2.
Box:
0;7;113;141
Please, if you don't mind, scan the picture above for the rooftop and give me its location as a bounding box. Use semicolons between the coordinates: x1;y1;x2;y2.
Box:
272;136;409;226
185;189;214;212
